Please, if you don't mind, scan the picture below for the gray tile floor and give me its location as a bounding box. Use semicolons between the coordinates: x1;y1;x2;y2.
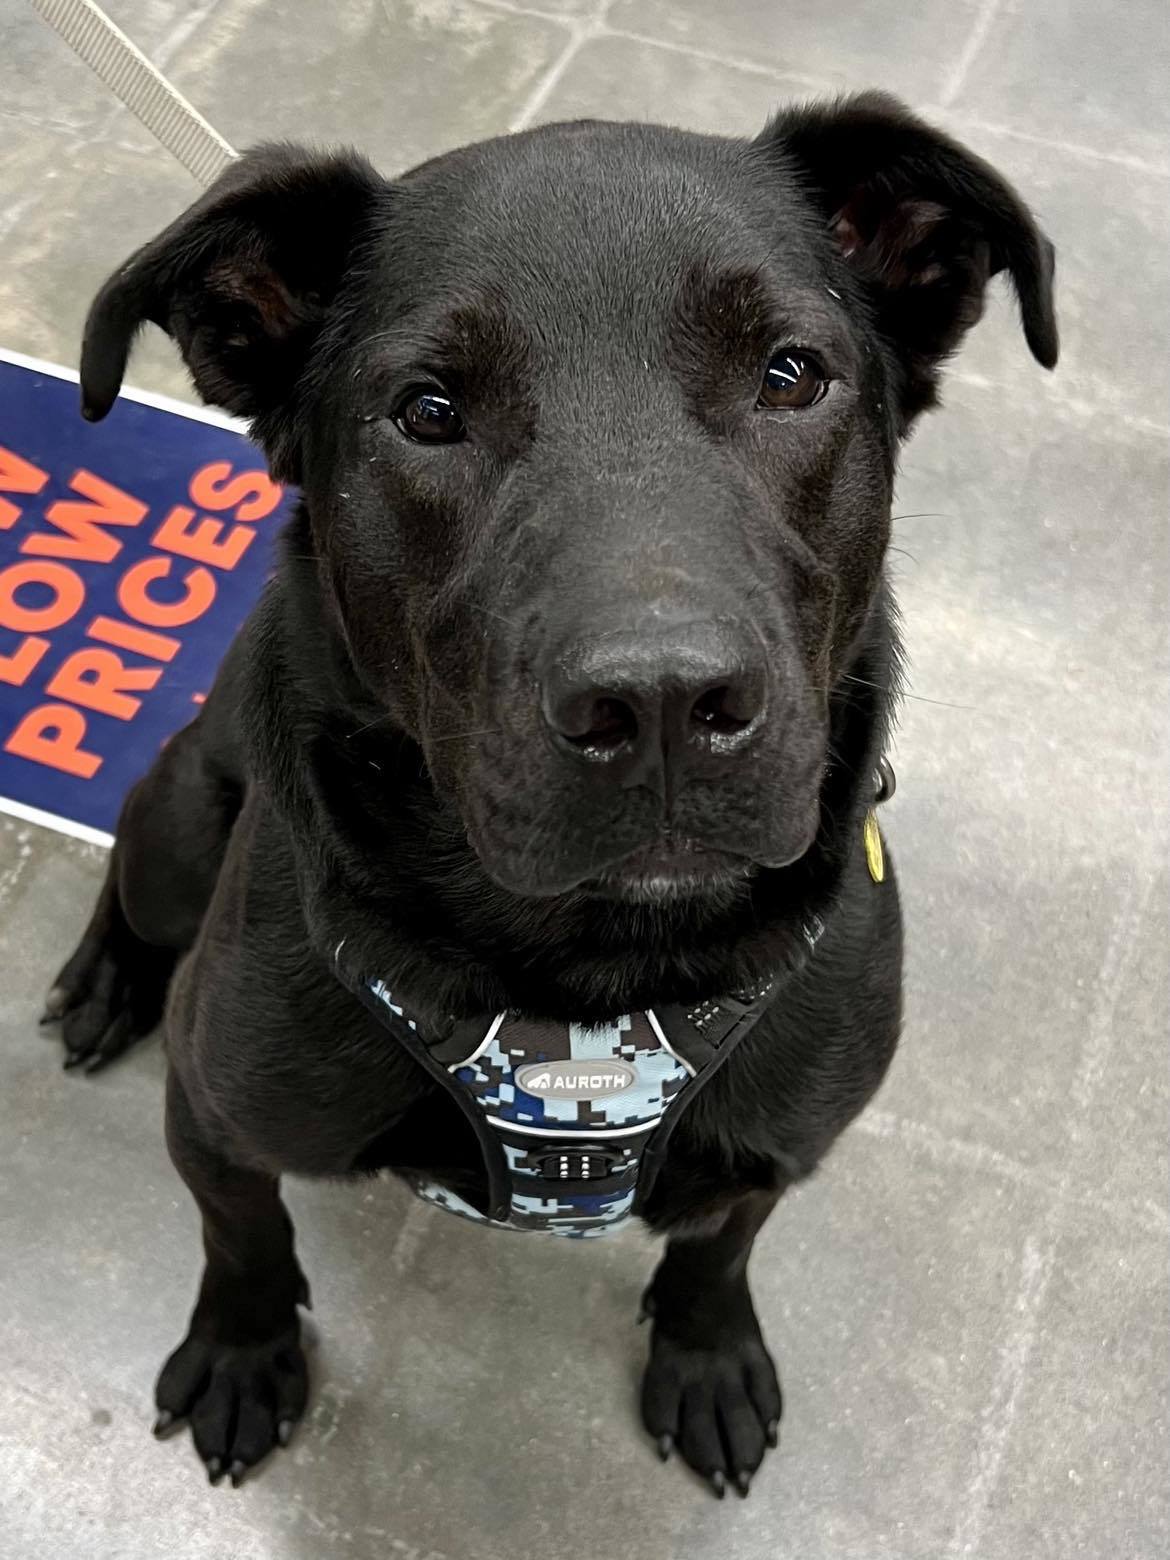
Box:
1;1;1167;1556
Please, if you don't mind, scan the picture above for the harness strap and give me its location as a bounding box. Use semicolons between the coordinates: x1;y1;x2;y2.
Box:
353;982;514;1221
29;0;236;187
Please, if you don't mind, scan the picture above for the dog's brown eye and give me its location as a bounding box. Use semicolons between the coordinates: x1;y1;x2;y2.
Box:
758;351;829;411
394;388;466;444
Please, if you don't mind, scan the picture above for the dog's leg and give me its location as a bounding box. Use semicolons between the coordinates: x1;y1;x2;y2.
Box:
153;1071;309;1485
44;666;244;1071
640;1188;782;1498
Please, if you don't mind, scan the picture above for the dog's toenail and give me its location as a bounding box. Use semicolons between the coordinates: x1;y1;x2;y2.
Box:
42;987;68;1021
711;1470;726;1498
656;1433;673;1461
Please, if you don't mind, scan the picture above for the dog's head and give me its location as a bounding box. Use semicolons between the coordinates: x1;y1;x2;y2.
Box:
82;94;1055;902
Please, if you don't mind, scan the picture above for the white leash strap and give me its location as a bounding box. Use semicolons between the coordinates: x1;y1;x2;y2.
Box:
28;0;237;188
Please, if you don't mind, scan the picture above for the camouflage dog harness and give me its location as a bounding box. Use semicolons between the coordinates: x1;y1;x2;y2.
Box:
350;915;826;1240
343;764;890;1238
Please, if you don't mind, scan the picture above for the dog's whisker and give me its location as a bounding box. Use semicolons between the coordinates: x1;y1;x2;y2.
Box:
839;672;973;712
346;713;397;739
518;791;579;883
903;692;976;710
466;602;526;633
428;729;503;745
825;740;858;777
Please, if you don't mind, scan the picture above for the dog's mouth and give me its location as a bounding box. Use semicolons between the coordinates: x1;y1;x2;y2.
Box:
459;738;827;903
583;839;760;905
463;773;827;903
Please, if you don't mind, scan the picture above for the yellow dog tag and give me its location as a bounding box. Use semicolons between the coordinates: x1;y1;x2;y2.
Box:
864;808;884;883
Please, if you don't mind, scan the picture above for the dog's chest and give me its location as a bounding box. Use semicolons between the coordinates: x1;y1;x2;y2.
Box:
408;1010;693;1238
354;912;824;1238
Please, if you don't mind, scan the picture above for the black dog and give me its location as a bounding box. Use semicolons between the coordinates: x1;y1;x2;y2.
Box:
46;93;1056;1497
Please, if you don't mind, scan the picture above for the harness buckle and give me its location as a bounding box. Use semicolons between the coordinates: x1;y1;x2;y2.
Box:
536;1147;622;1183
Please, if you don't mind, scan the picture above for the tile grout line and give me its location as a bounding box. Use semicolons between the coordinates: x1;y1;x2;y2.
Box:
470;0;600;23
855;1109;1168;1238
923;106;1170;180
484;0;1170;181
495;0;1170;182
0;825;35;909
857;1109;1035;1186
1068;879;1155;1117
0;186;56;247
386;1188;436;1279
603;23;834;95
944;369;1170;441
26;0;1170;184
38;4;1169;186
606;13;1169;181
152;0;231;70
949;1234;1055;1558
508;20;592;132
938;0;1003;109
0;103;97;140
945;869;1158;1558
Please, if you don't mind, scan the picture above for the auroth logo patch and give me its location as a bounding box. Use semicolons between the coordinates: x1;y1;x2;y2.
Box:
515;1060;637;1100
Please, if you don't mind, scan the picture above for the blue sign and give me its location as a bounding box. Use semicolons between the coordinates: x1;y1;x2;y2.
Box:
0;350;293;842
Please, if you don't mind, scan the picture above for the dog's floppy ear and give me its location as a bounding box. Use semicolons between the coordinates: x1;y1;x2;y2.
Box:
81;143;386;476
762;92;1057;419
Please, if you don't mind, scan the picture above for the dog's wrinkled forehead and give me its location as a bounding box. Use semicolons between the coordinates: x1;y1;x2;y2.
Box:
79;93;1055;476
364;123;837;369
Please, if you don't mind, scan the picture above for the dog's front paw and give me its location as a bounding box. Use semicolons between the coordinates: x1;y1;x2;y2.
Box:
154;1320;308;1485
640;1328;782;1498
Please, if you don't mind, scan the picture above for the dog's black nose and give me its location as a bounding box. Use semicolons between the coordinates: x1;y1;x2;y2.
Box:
541;621;768;785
